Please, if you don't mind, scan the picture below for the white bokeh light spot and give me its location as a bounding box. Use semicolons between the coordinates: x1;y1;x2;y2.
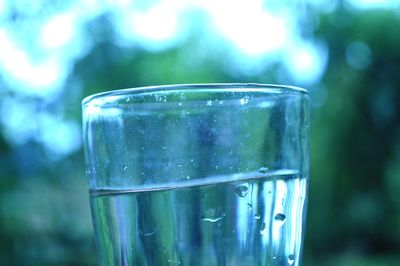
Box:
40;11;76;49
217;11;287;56
131;4;179;42
0;30;63;96
346;0;395;9
202;0;287;56
285;41;328;85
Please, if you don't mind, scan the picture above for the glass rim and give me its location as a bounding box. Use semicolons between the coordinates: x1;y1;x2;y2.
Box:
82;83;308;106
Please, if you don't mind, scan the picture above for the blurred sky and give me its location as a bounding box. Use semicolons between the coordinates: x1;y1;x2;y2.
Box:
0;0;397;159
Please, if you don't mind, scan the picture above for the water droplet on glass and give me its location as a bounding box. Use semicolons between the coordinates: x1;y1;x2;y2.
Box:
141;227;158;237
260;222;267;235
201;214;226;223
274;213;286;226
234;184;249;197
206;100;212;106
288;254;295;265
240;96;250;105
259;167;269;174
167;259;181;264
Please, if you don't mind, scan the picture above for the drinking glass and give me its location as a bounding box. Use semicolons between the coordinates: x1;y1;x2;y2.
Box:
82;83;309;266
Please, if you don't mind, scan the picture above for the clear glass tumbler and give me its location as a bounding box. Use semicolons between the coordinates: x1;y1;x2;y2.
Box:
82;83;309;266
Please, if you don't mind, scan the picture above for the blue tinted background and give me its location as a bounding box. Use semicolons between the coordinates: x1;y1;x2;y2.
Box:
0;0;400;265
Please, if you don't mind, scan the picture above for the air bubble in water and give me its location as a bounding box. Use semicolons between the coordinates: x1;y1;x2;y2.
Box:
274;213;286;226
123;166;128;171
254;214;261;220
206;100;212;106
234;184;249;197
259;167;269;174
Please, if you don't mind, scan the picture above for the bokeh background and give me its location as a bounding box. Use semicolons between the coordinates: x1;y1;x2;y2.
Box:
1;0;400;265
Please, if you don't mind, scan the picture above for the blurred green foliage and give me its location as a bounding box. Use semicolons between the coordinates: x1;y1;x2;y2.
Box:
306;8;400;263
1;1;400;265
